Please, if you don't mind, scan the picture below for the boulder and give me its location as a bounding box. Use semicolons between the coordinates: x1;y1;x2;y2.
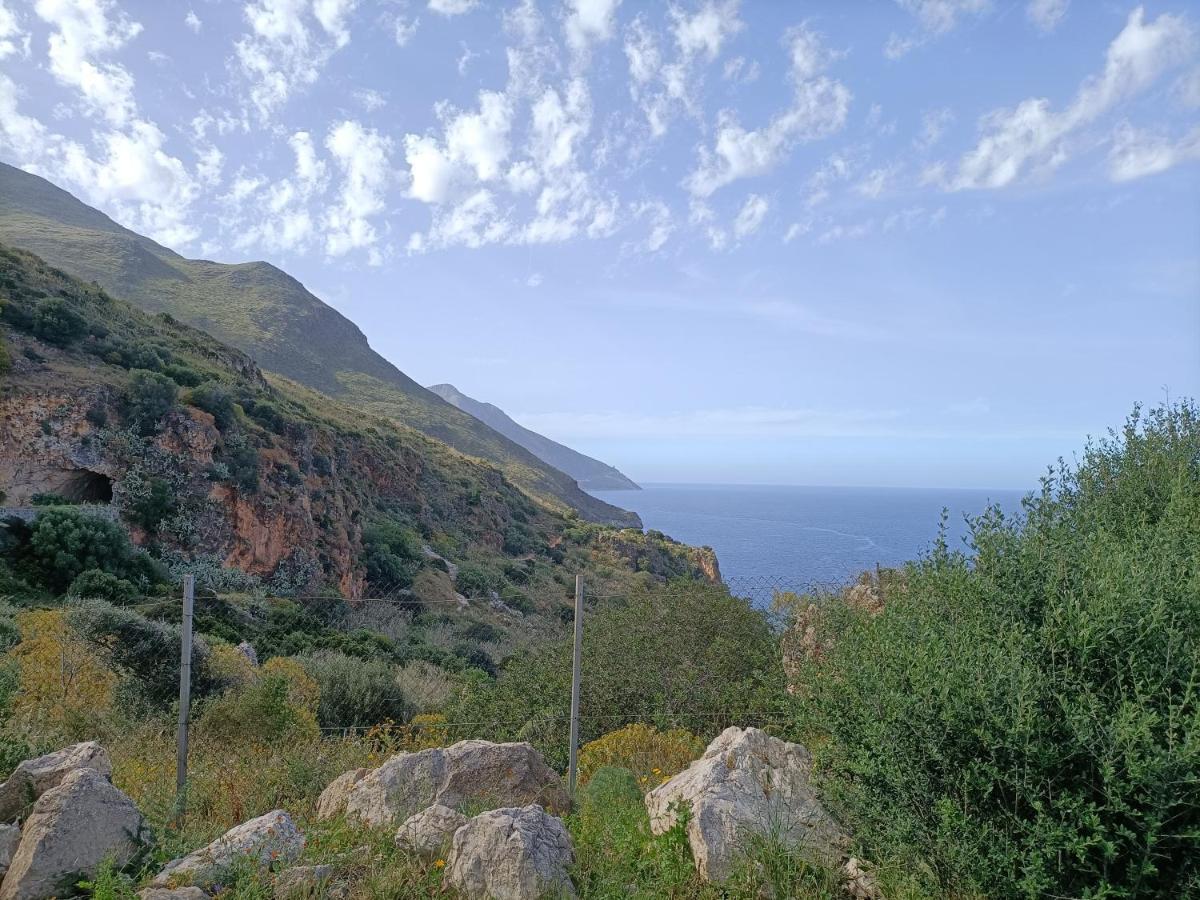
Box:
843;857;883;900
274;864;333;898
151;810;303;890
0;824;21;876
315;768;368;820
0;742;112;823
446;805;575;900
645;727;846;883
394;804;468;859
0;768;150;900
137;890;208;900
342;740;567;828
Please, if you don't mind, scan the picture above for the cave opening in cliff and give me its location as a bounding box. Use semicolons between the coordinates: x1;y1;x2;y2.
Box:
60;470;114;504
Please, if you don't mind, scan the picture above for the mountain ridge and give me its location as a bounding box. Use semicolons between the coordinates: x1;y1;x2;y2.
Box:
428;383;640;492
0;161;639;528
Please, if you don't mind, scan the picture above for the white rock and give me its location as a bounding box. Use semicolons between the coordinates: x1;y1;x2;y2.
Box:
0;824;20;877
151;810;303;890
394;804;468;859
446;805;575;900
314;768;368;821
0;768;150;900
137;889;209;900
0;742;112;823
342;741;568;829
645;726;846;883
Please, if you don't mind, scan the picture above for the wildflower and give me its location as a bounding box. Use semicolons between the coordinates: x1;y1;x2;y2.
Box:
434;859;446;869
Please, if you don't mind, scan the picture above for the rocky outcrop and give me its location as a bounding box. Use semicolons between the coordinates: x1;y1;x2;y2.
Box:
0;741;112;823
0;825;20;877
315;768;369;821
274;864;333;898
395;804;468;859
446;805;575;900
330;741;568;829
645;727;846;884
151;809;303;890
137;890;208;900
0;768;150;900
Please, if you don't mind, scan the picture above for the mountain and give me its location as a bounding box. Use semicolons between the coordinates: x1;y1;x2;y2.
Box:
428;384;639;491
0;242;718;616
0;162;638;528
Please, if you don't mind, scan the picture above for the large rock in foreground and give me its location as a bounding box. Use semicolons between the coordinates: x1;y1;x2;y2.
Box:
446;805;575;900
151;809;303;890
0;768;150;900
645;726;846;883
395;804;468;859
0;742;112;823
331;741;567;828
315;767;368;820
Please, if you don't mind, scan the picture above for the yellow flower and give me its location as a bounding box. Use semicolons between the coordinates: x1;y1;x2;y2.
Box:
434;859;446;869
652;768;662;775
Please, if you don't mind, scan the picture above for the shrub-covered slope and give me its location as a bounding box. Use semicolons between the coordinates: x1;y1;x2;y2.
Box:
0;243;714;616
0;162;638;527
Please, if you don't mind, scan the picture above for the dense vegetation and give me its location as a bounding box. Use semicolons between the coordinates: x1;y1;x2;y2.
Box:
789;401;1200;898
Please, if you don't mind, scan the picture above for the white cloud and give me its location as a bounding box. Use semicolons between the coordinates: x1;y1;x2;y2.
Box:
915;106;953;150
671;0;742;60
236;0;359;120
733;193;768;238
526;272;543;287
404;90;514;204
722;55;759;84
0;1;28;58
1108;122;1200;182
184;9;201;33
783;220;811;243
565;0;621;62
685;24;850;196
631;199;673;252
1026;0;1068;34
428;0;476;16
325;120;392;260
33;0;143;126
885;0;990;58
1175;67;1200;109
393;14;419;45
943;7;1195;190
855;165;897;198
353;87;387;111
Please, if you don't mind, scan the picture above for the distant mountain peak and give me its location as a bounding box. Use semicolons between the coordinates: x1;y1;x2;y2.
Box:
428;383;640;492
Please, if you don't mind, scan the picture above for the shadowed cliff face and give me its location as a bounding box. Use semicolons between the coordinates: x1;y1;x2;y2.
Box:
0;162;639;528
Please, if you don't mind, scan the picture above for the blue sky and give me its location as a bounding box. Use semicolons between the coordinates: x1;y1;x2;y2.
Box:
1;0;1198;489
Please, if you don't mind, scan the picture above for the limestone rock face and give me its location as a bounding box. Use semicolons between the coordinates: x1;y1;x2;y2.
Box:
0;824;22;877
394;804;468;859
315;768;369;820
0;768;150;900
151;810;303;890
446;805;575;900
340;741;568;829
0;741;113;823
644;727;846;883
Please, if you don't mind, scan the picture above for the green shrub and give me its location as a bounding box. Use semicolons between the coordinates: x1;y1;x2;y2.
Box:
127;477;174;532
162;363;202;387
454;561;501;598
67;569;140;605
362;521;424;592
186;381;238;430
297;650;410;729
67;599;218;708
790;401;1200;899
31;298;87;346
0;333;11;374
29;492;73;506
20;507;163;592
123;369;178;435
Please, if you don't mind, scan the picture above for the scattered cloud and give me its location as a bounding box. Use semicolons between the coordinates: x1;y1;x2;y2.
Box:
325;119;393;261
631;199;673;252
565;0;621;63
939;7;1195;190
885;0;990;59
526;271;543;287
685;24;850;196
353;87;387;111
1108;121;1200;182
915;107;953;151
184;9;201;34
722;55;759;84
428;0;476;16
1026;0;1068;34
393;14;419;45
0;2;28;58
733;193;769;238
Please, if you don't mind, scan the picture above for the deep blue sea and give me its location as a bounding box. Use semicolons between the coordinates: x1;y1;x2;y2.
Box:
589;483;1027;603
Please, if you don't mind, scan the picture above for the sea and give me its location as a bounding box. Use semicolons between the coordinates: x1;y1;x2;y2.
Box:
588;483;1028;605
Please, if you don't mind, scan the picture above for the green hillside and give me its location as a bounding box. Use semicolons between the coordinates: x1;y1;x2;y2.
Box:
0;162;637;528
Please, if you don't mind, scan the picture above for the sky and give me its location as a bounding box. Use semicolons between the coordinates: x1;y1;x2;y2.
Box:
0;0;1198;490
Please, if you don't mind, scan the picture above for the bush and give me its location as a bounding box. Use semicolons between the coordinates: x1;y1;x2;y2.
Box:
126;477;174;532
790;401;1200;899
578;723;705;790
29;492;72;506
31;298;87;346
0;333;11;375
454;562;501;598
123;369;178;435
67;569;140;605
362;521;424;592
198;667;318;744
186;381;238;430
21;507;163;592
297;650;410;729
67;599;218;708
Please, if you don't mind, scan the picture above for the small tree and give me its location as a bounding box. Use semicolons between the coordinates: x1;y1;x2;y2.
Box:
123;369;178;435
31;298;87;347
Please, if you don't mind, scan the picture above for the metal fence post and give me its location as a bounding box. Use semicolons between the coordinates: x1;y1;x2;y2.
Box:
175;574;194;819
567;575;584;805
